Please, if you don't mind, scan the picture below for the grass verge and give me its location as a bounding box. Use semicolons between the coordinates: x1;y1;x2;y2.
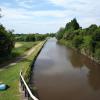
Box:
12;42;40;57
0;41;39;66
0;41;46;100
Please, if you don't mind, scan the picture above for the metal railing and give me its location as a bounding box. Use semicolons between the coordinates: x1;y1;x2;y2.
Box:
20;72;39;100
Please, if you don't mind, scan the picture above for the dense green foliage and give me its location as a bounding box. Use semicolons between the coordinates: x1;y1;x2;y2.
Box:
56;28;65;40
14;33;55;42
0;24;15;57
56;18;100;62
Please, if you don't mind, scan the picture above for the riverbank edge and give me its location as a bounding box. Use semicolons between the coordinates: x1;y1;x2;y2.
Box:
58;39;100;64
21;39;47;98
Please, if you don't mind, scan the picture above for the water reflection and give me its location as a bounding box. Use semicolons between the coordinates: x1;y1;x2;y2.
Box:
69;48;100;91
68;50;84;68
32;38;100;100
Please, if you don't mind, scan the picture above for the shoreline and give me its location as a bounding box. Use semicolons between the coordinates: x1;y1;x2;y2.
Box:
58;39;100;65
21;39;47;99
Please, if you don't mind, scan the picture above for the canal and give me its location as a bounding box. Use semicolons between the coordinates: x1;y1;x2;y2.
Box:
31;38;100;100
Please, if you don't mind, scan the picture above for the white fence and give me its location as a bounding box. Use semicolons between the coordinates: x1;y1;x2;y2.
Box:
20;72;39;100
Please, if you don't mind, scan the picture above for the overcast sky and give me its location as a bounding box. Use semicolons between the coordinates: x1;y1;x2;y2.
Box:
0;0;100;34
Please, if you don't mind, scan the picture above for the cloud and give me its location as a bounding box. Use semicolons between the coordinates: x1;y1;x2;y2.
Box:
0;5;68;33
17;2;32;9
0;6;66;20
0;0;100;33
0;6;29;19
48;0;66;6
16;0;34;8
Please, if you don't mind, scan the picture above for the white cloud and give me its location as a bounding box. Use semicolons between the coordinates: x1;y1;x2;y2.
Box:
0;5;68;20
18;2;32;8
16;0;34;8
0;6;29;19
48;0;66;6
0;5;67;33
0;0;100;33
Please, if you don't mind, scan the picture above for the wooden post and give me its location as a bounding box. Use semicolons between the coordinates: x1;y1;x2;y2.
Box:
25;87;27;97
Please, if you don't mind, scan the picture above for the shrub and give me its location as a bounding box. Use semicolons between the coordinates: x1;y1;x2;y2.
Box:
72;35;83;49
95;49;100;60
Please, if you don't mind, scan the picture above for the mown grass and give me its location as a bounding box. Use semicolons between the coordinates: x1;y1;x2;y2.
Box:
0;41;45;100
0;63;21;100
22;41;46;83
12;42;40;57
0;42;39;65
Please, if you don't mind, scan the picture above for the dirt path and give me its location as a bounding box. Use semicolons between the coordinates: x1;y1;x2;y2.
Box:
0;42;43;71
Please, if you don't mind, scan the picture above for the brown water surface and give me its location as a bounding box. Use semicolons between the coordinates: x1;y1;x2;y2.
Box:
32;38;100;100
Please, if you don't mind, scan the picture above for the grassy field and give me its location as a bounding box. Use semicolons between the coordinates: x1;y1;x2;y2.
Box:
0;41;44;100
12;42;40;57
0;42;39;65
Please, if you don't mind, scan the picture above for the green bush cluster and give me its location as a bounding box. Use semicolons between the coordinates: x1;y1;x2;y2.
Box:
56;18;100;62
14;33;55;42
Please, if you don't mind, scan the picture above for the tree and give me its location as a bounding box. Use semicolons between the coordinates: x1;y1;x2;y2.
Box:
64;18;80;40
35;33;46;41
56;27;65;40
25;34;35;41
92;27;100;41
71;18;80;30
72;35;83;49
0;25;14;56
85;24;98;35
65;18;80;31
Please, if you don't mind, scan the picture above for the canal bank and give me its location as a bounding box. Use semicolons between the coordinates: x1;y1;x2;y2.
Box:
58;39;100;64
31;38;100;100
20;40;47;100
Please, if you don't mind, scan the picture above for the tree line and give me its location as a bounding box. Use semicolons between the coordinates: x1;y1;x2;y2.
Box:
56;18;100;62
0;25;55;57
14;33;55;42
0;9;55;57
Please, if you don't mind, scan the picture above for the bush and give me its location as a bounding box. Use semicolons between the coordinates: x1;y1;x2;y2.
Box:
95;49;100;60
72;35;83;49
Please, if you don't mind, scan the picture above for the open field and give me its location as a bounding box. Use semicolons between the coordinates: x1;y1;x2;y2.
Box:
0;42;40;66
0;41;44;100
12;42;40;57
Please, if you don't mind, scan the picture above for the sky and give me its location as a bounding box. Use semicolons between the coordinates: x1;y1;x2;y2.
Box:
0;0;100;34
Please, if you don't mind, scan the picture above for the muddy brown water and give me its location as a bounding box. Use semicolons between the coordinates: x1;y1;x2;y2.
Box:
31;38;100;100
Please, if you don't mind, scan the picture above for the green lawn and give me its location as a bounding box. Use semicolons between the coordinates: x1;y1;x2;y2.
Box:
12;42;40;57
0;42;40;65
0;41;44;100
0;63;20;100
